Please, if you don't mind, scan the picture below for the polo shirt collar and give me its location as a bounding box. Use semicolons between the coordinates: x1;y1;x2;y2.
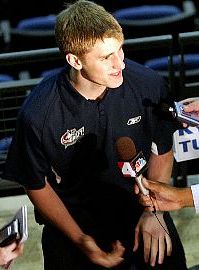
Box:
57;65;89;115
57;65;125;115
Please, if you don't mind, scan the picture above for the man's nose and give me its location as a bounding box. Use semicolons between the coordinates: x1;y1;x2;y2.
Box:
113;55;125;69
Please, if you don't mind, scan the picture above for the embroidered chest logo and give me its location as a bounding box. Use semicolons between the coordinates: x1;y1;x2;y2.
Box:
127;116;141;125
61;127;84;148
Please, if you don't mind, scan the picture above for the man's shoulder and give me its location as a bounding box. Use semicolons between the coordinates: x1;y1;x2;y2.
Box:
19;72;62;125
124;58;165;85
123;58;168;100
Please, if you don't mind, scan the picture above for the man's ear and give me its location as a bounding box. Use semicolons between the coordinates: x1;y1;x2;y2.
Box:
66;53;82;70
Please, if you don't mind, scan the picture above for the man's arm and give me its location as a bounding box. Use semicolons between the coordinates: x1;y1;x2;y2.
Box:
147;150;173;184
26;181;84;244
26;181;124;268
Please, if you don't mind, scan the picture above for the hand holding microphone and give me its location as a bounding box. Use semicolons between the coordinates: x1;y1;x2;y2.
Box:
116;137;149;196
115;137;172;266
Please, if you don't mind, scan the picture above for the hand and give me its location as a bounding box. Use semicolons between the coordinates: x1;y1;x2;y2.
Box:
183;97;199;114
181;97;199;127
133;211;172;267
134;177;193;212
0;242;24;267
78;234;125;268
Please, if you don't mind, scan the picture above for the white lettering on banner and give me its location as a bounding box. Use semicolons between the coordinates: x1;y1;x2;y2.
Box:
173;126;199;162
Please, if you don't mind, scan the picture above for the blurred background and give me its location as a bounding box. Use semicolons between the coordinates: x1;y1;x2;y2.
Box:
1;0;199;269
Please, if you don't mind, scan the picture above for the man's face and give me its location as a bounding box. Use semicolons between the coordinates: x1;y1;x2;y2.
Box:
80;37;125;89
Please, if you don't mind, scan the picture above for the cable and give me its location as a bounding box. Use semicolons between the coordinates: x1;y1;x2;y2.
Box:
148;194;170;236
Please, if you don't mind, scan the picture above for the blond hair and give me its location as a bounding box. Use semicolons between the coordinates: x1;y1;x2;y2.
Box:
55;0;123;56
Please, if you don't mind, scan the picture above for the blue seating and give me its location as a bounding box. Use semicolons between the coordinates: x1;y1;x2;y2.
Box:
112;1;196;39
0;74;14;82
113;5;181;20
0;137;12;154
17;15;56;30
40;67;63;78
8;15;56;51
145;54;199;71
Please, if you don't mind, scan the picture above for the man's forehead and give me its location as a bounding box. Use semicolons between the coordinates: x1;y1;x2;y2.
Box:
87;37;123;54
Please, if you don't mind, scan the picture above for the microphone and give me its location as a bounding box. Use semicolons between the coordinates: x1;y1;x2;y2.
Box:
116;137;149;196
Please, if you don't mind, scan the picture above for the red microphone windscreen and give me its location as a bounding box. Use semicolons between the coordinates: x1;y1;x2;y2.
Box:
116;137;136;161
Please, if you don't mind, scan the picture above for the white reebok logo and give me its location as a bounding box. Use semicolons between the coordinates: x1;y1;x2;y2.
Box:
127;116;141;125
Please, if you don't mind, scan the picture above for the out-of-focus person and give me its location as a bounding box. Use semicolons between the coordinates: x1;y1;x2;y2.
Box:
0;242;23;268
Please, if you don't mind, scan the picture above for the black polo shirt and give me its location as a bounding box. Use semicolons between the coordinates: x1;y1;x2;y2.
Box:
5;58;174;209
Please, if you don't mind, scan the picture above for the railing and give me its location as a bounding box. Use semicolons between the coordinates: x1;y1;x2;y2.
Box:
179;31;199;96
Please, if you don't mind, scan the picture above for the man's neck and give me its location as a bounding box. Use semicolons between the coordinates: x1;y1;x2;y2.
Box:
68;68;107;100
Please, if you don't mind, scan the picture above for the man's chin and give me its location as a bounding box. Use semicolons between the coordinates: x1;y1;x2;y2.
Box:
108;77;123;89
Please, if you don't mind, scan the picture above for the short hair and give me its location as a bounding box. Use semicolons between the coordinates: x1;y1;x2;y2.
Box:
55;0;123;56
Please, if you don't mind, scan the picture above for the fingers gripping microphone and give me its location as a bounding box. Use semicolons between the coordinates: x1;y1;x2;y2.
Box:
116;137;149;196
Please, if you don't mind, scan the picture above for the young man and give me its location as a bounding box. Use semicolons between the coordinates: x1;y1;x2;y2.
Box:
4;1;187;269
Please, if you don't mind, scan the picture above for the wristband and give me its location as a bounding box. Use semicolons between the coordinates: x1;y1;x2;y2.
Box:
191;185;199;214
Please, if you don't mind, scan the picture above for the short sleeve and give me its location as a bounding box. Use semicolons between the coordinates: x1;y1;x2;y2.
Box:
4;112;50;189
150;76;176;155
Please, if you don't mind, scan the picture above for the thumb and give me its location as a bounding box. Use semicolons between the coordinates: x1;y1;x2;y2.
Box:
134;183;140;194
142;178;157;192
